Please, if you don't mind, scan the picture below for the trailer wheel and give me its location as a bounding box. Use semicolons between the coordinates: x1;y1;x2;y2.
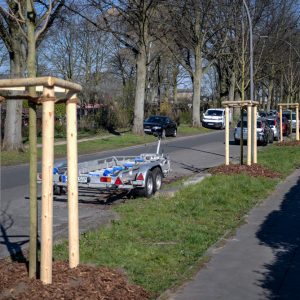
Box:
53;185;62;195
152;168;162;192
139;171;154;198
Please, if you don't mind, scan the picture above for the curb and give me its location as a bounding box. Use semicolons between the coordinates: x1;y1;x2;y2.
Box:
154;173;212;198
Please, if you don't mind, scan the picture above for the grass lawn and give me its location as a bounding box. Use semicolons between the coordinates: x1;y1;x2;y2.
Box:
53;174;278;296
52;142;300;297
22;128;132;145
257;142;300;178
3;124;210;166
177;123;211;135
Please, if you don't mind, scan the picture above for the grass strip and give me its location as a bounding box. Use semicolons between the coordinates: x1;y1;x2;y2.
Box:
2;125;209;166
257;142;300;178
2;133;157;166
53;173;278;296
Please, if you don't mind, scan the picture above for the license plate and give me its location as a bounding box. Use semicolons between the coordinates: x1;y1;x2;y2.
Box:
208;123;214;125
78;176;88;183
144;129;151;132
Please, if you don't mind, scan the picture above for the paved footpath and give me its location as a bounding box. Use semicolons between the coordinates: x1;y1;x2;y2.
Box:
164;168;300;300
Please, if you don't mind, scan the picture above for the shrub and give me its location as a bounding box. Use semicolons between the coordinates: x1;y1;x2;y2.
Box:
180;111;192;124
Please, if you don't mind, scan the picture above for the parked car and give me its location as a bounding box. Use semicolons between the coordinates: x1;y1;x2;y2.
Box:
282;110;292;123
270;109;278;116
258;112;267;118
234;118;274;146
266;117;280;141
281;117;290;136
202;108;232;129
288;113;300;132
143;116;177;137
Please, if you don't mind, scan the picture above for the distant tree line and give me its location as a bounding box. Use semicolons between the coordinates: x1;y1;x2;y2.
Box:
0;0;299;150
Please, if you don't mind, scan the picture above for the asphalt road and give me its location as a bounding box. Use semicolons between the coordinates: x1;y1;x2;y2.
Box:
0;128;250;259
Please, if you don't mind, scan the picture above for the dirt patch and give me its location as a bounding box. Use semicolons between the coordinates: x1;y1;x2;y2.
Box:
209;163;281;179
277;140;300;147
0;260;150;299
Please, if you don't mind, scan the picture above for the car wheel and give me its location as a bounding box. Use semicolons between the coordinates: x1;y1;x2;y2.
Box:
138;171;154;198
234;139;239;145
162;129;166;138
264;135;268;146
152;167;162;192
270;134;274;143
172;129;177;137
221;123;225;130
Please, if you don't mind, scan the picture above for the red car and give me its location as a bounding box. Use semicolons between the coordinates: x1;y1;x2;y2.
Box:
282;117;290;136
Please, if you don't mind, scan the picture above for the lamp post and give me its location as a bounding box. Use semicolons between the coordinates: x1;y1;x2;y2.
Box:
261;36;300;141
242;0;254;160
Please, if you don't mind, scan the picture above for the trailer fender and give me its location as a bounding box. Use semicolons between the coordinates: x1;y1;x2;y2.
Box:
134;162;160;188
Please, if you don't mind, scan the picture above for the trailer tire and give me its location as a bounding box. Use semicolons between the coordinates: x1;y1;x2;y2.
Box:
152;168;162;192
139;171;154;198
53;185;62;195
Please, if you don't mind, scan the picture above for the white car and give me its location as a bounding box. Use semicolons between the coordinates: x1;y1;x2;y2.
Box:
202;108;232;129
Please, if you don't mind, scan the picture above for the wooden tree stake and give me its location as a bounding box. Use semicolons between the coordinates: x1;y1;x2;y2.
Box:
253;106;257;163
247;105;251;166
280;106;283;141
40;87;55;284
66;91;79;268
225;106;229;165
296;108;299;141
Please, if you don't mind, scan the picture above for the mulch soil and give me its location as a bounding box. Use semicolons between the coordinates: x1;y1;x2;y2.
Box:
209;163;282;178
0;260;151;299
277;140;300;147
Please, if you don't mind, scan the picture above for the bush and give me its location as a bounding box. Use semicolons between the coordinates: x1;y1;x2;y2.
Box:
54;121;66;135
180;111;192;124
111;108;133;128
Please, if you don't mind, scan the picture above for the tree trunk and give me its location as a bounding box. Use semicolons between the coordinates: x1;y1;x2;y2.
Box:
191;52;202;128
173;83;177;104
280;71;284;103
3;39;27;151
132;48;147;135
266;78;274;112
234;91;241;118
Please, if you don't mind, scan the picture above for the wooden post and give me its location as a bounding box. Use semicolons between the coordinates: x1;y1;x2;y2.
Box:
247;105;251;166
225;106;229;165
280;105;283;141
66;91;79;268
41;87;55;284
296;106;299;141
253;105;257;163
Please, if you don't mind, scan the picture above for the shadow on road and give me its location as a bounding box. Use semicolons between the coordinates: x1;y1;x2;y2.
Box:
0;209;29;266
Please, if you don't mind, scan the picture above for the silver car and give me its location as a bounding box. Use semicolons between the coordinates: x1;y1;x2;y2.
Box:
266;117;281;141
234;118;274;146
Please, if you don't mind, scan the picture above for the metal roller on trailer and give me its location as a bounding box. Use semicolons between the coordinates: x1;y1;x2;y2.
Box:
37;135;171;198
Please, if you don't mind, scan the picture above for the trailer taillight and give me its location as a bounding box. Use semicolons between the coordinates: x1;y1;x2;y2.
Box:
115;177;123;185
100;177;111;182
39;174;42;179
137;173;144;180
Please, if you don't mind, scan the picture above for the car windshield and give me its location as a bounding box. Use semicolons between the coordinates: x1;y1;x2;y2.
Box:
206;110;223;116
237;121;262;128
283;114;291;120
145;116;166;124
267;120;276;126
259;113;266;117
